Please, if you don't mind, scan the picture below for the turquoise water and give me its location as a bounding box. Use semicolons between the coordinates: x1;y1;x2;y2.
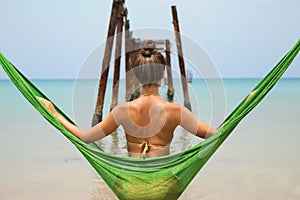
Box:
0;78;300;199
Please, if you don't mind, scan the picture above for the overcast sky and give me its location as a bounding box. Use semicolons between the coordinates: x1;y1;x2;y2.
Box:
0;0;300;79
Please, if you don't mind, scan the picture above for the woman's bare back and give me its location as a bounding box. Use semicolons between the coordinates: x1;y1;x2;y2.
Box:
114;95;181;158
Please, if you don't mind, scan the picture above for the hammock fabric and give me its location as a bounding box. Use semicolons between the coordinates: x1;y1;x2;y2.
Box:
1;39;299;199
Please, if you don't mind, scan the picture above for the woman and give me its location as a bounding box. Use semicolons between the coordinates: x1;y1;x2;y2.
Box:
39;40;216;158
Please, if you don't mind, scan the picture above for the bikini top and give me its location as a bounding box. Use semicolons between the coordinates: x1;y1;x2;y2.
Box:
127;141;165;158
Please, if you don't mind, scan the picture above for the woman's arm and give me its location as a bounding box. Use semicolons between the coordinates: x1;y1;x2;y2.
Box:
179;105;217;139
38;98;119;143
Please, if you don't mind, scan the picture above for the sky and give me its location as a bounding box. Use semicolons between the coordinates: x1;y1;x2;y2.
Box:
0;0;300;79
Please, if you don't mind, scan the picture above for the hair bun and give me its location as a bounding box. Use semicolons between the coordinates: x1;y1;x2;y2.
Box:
141;40;156;57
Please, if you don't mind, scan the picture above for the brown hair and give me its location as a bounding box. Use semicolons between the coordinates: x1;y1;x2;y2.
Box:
130;40;166;85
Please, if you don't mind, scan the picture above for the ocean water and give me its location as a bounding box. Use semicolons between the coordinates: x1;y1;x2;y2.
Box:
0;78;300;199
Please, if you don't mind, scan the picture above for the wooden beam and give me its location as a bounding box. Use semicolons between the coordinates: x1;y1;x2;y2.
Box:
92;0;120;126
124;11;137;101
130;39;141;100
171;5;191;110
110;1;125;111
123;15;141;101
165;39;174;99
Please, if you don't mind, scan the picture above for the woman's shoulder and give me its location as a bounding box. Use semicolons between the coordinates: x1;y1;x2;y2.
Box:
112;102;129;113
116;102;129;107
163;101;182;110
163;102;183;120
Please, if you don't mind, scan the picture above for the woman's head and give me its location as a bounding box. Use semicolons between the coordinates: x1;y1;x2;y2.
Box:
130;40;166;86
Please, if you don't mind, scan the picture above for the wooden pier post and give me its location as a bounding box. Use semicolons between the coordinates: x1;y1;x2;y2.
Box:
165;39;174;99
171;5;191;110
110;1;124;111
130;38;141;100
124;13;135;101
92;0;120;126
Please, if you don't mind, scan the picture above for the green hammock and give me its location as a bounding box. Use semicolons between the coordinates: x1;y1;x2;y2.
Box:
1;39;299;199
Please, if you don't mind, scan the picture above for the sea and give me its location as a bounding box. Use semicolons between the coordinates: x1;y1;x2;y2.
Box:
0;78;300;200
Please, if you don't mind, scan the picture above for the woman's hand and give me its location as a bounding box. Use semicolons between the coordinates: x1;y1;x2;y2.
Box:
38;97;58;118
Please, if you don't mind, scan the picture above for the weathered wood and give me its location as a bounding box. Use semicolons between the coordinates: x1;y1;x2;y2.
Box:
110;1;124;111
92;0;120;126
124;18;141;101
130;38;141;100
165;39;174;99
171;5;191;110
134;39;167;49
124;13;136;101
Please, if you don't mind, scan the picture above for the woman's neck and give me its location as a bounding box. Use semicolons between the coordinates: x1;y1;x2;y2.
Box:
141;85;160;96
